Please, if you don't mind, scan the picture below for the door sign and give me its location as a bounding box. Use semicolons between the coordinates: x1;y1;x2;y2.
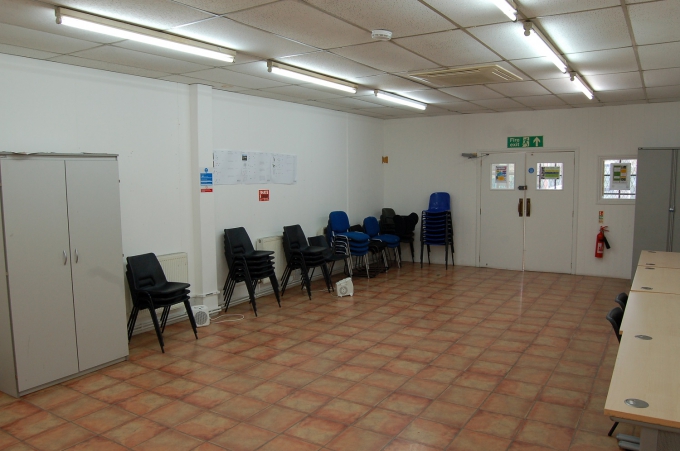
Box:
508;136;543;148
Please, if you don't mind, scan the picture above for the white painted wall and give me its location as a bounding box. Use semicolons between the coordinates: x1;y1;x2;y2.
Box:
383;102;680;279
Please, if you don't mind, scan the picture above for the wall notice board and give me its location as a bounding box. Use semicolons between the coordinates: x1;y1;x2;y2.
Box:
213;150;297;185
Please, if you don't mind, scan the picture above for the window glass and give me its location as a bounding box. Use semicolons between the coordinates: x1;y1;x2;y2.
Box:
536;163;563;190
603;158;637;200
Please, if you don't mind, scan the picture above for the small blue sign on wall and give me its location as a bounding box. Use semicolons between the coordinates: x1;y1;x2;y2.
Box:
200;168;213;186
528;167;535;174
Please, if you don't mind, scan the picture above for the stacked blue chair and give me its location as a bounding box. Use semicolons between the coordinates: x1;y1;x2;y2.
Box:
420;192;455;269
328;211;373;278
364;216;401;269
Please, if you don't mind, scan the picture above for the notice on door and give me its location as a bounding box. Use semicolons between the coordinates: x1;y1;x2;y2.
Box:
540;166;561;180
610;162;631;190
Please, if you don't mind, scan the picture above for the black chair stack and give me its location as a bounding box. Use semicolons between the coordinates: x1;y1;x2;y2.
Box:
420;192;455;269
394;212;419;263
309;235;347;278
223;227;281;316
126;253;196;353
380;208;397;235
281;225;332;299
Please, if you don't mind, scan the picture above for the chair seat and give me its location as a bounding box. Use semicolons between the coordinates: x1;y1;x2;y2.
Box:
142;281;191;296
372;234;400;245
337;231;370;242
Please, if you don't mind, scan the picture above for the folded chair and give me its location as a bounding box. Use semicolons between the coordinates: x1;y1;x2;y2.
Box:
364;216;401;269
281;225;332;299
223;227;281;317
126;253;196;353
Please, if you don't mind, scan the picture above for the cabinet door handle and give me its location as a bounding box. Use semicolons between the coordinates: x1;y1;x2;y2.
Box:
518;198;524;217
63;250;68;265
526;198;531;217
75;249;79;263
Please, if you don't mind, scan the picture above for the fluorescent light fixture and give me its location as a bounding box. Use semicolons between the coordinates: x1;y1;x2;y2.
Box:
490;0;517;21
374;90;427;110
570;72;594;100
55;7;235;63
267;61;357;93
523;22;567;73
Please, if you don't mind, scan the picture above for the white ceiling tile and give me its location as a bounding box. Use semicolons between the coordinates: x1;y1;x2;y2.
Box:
532;105;574;110
43;0;214;30
0;42;57;59
638;42;680;71
330;41;439;73
182;67;287;88
236;89;304;103
226;0;371;49
350;108;391;119
70;46;212;74
486;81;551;97
354;74;428;92
518;0;620;17
224;60;288;82
170;17;317;60
422;0;512;27
644;68;680;88
259;85;343;101
159;74;251;91
539;77;585;94
50;55;171;78
584;72;642;91
317;97;385;109
400;89;459;104
495;107;533;112
395;30;501;67
278;51;382;81
510;57;566;80
538;8;632;53
594;88;646;102
558;93;599;105
0;22;100;54
647;85;680;99
472;98;524;109
566;47;639;76
173;0;276;15
439;85;505;101
304;0;454;38
513;95;567;108
649;97;680;104
469;22;546;60
629;1;680;45
375;106;425;117
600;100;648;106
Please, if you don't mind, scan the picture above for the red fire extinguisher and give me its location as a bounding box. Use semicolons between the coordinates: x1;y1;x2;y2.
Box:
595;226;610;258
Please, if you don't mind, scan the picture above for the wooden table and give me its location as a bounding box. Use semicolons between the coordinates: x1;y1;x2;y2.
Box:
619;292;680;336
638;250;680;269
630;266;680;294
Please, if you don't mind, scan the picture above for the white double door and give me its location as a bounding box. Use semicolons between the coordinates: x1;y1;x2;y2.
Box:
479;151;575;273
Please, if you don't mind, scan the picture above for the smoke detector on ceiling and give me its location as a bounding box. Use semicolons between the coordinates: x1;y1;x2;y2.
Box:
372;29;392;41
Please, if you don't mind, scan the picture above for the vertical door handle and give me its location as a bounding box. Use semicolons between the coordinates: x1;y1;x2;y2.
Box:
526;198;531;217
75;249;79;263
63;250;68;265
518;198;524;217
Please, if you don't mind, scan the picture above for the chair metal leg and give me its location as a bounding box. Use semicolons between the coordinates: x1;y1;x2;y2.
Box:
269;275;281;307
184;300;198;339
608;422;618;437
280;265;292;296
420;242;424;268
299;261;312;300
321;263;332;292
160;306;171;333
146;301;165;353
410;240;415;263
127;306;139;341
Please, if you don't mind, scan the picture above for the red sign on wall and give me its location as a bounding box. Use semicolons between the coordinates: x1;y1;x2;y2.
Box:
259;189;270;201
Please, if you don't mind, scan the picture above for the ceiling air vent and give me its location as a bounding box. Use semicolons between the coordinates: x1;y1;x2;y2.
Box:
408;64;522;88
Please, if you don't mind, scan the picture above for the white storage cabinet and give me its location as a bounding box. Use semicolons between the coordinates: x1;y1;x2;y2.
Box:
0;154;128;397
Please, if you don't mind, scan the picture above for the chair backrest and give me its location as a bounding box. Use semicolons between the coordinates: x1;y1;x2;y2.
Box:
606;306;624;343
309;235;330;249
428;192;450;211
224;227;255;268
282;225;308;263
127;253;168;290
363;216;381;238
614;292;628;311
329;211;351;233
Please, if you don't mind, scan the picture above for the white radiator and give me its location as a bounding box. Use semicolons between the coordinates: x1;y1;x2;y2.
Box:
256;235;287;286
158;253;189;310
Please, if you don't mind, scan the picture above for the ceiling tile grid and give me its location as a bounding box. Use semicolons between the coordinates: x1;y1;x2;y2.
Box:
0;0;676;117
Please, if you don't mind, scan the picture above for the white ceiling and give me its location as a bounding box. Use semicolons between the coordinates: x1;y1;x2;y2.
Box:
1;0;679;119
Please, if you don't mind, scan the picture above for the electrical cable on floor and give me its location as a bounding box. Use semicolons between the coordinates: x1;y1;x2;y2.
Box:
210;313;245;323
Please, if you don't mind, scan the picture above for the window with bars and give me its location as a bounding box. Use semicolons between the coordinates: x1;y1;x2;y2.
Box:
600;157;637;203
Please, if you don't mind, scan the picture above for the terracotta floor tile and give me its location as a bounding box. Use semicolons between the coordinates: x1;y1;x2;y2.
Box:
448;429;511;451
527;402;582;429
64;436;128;451
420;400;475;428
568;429;621;451
247;405;306;433
63;374;120;395
272;369;320;388
74;406;136;434
398;418;459;448
538;387;589;409
494;380;542;401
447;344;486;359
507;442;554;451
0;430;19;449
295;357;343;374
144;400;202;427
103;417;167;448
467;360;512;377
158;359;205;377
354;408;413;436
317;349;361;363
212;395;270;421
90;383;144;404
326;426;391;451
151;378;204;398
0;402;42;428
285;416;347;446
505;367;553;385
132;429;202;451
546;373;594;394
515;420;575;451
25;422;93;451
277;390;330;414
454;372;502;391
361;371;409;391
50;395;109;421
326;364;375;382
305;377;356;397
257;435;320;451
2;411;65;440
127;370;177;390
175;411;237;440
244;381;295;403
213;374;264;394
481;394;534;418
338;383;391;406
379;393;432;416
183;386;235;409
464;410;521;439
383;438;440;451
314;398;371;424
397;379;448;399
184;367;230;385
367;343;406;358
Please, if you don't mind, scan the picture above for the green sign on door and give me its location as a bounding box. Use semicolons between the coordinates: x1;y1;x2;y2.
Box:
508;136;543;148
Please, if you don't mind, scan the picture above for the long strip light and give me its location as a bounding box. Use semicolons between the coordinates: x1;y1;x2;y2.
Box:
374;90;427;110
490;0;517;21
570;73;594;100
267;61;357;93
523;22;567;73
55;7;235;63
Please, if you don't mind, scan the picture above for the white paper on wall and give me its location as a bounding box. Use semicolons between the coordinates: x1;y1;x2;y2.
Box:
213;150;296;185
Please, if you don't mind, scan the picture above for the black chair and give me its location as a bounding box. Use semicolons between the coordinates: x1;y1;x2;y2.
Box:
615;292;628;311
281;225;332;299
126;253;196;353
380;208;397;235
223;227;281;317
309;234;347;279
606;306;623;343
394;212;419;263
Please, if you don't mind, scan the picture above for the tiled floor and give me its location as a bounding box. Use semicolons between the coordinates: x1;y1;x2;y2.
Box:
0;263;635;451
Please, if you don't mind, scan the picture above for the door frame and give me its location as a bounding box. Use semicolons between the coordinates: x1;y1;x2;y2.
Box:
474;147;580;274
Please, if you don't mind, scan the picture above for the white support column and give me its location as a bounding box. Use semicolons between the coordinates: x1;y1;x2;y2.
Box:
189;84;219;310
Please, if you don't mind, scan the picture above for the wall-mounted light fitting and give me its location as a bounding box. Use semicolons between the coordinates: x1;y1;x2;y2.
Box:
523;22;567;73
374;90;427;110
55;8;235;63
490;0;517;21
267;61;357;93
570;72;594;100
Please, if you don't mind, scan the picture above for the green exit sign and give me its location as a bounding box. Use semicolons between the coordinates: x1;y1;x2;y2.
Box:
508;136;543;148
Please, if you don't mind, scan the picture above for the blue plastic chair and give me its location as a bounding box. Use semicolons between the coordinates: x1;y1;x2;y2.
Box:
421;192;454;268
364;216;401;269
427;192;451;212
328;211;371;277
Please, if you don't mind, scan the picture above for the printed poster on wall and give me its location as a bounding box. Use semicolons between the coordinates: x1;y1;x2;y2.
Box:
213;150;297;185
540;166;561;180
610;162;631;190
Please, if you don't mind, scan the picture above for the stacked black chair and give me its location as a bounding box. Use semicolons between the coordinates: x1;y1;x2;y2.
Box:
364;216;401;269
223;227;281;317
380;208;397;235
126;253;196;353
309;235;347;279
421;192;455;269
281;225;332;299
394;212;419;263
